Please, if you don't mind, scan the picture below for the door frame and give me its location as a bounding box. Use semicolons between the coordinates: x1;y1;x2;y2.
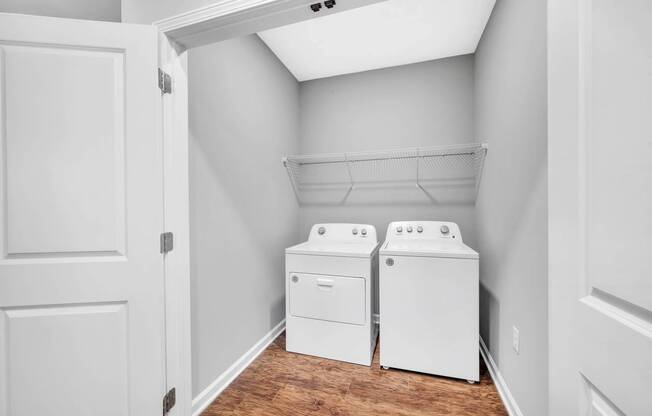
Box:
154;1;387;415
548;0;582;412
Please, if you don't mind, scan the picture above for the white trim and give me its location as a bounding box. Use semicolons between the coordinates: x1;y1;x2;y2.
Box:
155;0;296;33
156;1;384;414
159;33;192;416
154;0;386;49
191;320;286;416
479;337;524;416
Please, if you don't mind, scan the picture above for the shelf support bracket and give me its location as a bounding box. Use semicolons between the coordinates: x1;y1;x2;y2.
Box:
341;153;354;204
283;157;302;204
415;148;437;203
473;144;488;203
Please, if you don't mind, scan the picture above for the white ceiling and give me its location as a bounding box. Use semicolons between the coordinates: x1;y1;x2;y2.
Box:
258;0;496;82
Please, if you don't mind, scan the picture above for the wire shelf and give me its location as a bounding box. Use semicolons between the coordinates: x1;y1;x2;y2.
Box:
282;143;488;205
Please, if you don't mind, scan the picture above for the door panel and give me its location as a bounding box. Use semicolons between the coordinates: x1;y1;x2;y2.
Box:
0;13;164;416
2;44;125;256
587;0;652;313
0;303;128;415
583;379;626;416
549;0;652;414
578;1;652;414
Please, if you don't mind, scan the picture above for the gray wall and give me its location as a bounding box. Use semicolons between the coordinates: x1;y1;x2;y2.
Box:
188;35;300;397
299;55;477;249
474;0;548;415
0;0;120;21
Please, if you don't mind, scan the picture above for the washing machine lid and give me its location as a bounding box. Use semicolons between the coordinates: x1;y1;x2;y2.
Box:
286;241;380;258
380;239;478;259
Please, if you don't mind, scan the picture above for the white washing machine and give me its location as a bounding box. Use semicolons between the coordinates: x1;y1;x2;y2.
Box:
379;221;479;382
285;223;379;366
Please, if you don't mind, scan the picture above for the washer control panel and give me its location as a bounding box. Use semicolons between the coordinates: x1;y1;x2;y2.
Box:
309;223;378;243
387;221;462;242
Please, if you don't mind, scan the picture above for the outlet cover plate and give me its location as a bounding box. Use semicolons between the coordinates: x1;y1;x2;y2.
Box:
512;326;520;354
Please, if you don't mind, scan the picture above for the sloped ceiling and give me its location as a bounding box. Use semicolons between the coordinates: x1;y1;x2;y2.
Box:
258;0;496;81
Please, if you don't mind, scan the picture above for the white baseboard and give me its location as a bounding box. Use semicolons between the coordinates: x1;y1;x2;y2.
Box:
479;336;524;416
191;319;286;416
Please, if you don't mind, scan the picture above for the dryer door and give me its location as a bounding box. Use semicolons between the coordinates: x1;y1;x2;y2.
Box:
289;273;366;325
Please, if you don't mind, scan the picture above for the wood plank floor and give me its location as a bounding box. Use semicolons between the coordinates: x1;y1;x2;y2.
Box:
202;332;507;415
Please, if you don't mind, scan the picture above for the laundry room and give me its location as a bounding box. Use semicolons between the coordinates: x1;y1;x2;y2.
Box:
7;0;649;415
184;0;546;415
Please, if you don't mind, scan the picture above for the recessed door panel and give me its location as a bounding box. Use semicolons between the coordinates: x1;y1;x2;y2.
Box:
0;303;128;415
0;45;125;257
583;379;626;416
587;0;652;313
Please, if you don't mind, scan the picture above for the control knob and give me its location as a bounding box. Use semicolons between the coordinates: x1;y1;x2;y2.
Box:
440;225;450;235
417;225;423;233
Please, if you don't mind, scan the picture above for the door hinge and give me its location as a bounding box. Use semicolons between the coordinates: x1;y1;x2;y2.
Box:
162;387;176;415
158;68;172;94
160;232;174;254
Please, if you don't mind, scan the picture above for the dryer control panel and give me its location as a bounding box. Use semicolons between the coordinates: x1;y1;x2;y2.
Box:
385;221;463;242
308;223;378;243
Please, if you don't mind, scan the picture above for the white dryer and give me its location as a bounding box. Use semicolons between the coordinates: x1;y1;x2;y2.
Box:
379;221;479;382
285;223;379;366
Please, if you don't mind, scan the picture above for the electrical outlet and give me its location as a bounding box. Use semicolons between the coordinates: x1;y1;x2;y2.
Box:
512;326;520;354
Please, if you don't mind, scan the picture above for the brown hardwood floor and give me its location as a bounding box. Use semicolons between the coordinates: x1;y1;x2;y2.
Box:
202;332;507;415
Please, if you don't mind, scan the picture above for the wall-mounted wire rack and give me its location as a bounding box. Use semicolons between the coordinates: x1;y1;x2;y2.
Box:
282;142;488;205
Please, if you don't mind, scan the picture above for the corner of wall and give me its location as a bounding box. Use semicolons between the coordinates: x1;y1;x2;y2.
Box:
473;0;548;415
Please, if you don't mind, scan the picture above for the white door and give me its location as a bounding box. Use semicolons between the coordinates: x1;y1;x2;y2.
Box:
549;0;652;415
0;13;166;416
